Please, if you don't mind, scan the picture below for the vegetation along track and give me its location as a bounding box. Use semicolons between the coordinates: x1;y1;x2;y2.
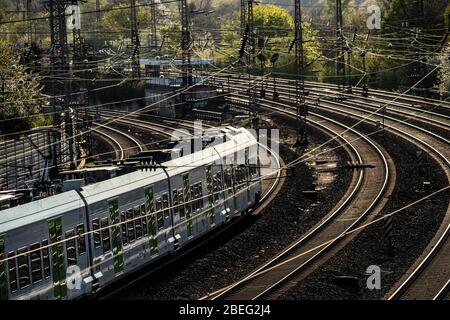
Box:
219;74;449;300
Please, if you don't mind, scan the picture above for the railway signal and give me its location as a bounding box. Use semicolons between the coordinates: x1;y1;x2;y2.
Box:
360;49;369;98
270;53;280;102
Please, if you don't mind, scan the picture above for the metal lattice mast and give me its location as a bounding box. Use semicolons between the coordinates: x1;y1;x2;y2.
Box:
181;0;192;87
180;0;192;116
130;0;140;79
336;0;346;93
248;0;255;67
149;0;158;52
69;0;87;153
47;0;76;170
95;0;102;49
240;0;247;38
25;0;33;45
411;0;426;86
294;0;308;146
70;1;84;64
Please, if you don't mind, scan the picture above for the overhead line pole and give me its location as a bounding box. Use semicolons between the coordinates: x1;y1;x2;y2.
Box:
130;0;141;79
180;0;192;116
294;0;308;147
336;0;346;95
46;0;76;171
149;0;158;53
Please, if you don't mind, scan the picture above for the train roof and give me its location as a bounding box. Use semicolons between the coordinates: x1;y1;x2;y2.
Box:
0;190;84;234
80;127;256;204
0;127;258;231
80;169;167;204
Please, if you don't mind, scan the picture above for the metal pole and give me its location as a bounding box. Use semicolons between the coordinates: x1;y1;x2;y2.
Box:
294;0;307;146
248;0;255;68
95;0;102;49
130;0;140;79
336;0;346;94
149;0;158;52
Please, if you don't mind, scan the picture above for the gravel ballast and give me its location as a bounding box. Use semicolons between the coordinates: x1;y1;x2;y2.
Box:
281;110;449;300
114;117;353;300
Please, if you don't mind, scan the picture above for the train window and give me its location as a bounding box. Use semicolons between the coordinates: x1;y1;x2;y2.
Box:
120;211;128;245
92;219;101;248
141;204;148;236
250;162;258;177
213;173;222;203
224;169;232;190
172;190;178;215
178;189;185;218
76;224;86;255
134;207;142;239
162;193;169;219
65;230;77;266
41;240;50;279
7;252;17;293
17;248;30;289
156;198;163;230
126;209;135;243
197;183;203;209
29;243;43;284
101;218;111;253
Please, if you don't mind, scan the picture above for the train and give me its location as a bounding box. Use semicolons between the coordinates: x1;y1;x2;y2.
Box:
0;127;262;300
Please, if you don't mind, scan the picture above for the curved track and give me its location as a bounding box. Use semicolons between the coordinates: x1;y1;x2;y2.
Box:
89;112;283;300
217;74;449;300
203;95;393;300
91;123;144;160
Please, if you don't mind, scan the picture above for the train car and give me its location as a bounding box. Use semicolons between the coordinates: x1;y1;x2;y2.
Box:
0;127;261;300
0;191;91;300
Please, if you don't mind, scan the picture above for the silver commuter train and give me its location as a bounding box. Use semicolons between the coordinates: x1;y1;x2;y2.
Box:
0;127;262;300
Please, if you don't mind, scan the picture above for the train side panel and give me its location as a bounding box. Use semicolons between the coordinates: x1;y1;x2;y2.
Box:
0;191;90;300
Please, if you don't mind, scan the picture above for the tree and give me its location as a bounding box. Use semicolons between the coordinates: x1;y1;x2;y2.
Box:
254;4;294;37
0;39;45;135
101;3;152;43
216;4;320;79
324;0;357;26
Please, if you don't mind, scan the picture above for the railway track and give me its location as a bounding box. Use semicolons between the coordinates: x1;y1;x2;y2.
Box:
91;122;144;160
96;111;283;209
215;74;449;300
88;112;283;300
201;94;394;300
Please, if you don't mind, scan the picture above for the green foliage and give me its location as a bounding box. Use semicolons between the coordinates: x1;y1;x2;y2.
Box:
101;3;152;42
324;0;356;25
0;39;45;135
253;4;294;37
216;4;320;80
160;22;182;52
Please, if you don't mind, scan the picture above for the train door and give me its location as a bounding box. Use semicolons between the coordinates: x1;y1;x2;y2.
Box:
183;174;193;238
245;148;251;205
145;186;158;256
205;165;215;226
0;235;7;300
108;199;124;274
48;217;67;300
